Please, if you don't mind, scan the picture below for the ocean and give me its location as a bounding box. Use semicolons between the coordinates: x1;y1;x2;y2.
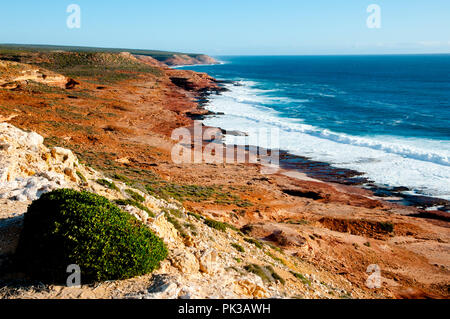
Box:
176;55;450;201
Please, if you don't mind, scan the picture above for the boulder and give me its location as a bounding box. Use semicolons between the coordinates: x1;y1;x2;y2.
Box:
169;249;200;274
197;249;219;274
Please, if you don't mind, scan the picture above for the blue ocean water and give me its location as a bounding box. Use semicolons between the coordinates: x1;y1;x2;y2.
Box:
176;55;450;200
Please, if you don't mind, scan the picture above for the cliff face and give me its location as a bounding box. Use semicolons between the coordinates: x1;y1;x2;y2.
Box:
0;60;69;90
161;54;218;66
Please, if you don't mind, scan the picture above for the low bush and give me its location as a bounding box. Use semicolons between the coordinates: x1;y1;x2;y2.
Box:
231;243;245;253
124;189;145;202
244;237;263;249
244;264;285;285
15;189;167;283
96;179;119;191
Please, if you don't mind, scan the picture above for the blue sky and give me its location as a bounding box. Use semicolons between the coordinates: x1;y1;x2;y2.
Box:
0;0;449;55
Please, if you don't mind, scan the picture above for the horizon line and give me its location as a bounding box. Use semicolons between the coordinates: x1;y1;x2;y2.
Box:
1;43;450;57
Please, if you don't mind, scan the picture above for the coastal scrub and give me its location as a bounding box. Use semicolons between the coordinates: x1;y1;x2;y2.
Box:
15;189;167;283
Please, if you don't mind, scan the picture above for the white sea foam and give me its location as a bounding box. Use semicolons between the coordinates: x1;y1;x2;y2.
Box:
203;82;450;200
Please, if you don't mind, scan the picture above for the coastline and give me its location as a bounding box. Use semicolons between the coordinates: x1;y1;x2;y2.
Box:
1;49;449;298
184;76;450;217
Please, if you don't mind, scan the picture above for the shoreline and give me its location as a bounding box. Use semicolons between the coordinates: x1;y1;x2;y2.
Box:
185;77;450;216
1;49;449;298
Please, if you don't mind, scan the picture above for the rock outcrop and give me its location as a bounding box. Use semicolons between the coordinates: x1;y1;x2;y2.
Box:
162;54;218;66
0;60;69;89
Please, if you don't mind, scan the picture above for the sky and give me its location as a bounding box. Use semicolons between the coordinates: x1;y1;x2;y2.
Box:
0;0;449;55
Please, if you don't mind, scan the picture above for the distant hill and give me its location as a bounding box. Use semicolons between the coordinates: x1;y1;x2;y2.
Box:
0;44;217;66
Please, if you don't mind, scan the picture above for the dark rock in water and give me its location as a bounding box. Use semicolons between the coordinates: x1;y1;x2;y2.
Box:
185;110;220;120
220;129;247;136
392;186;410;192
278;151;370;185
215;79;235;85
399;193;450;212
366;184;450;213
372;189;392;197
185;106;225;120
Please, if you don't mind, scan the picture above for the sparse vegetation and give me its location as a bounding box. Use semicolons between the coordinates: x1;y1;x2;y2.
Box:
244;237;263;249
231;243;245;253
124;189;145;202
76;170;87;183
265;251;287;266
42;52;163;84
184;222;198;234
165;208;184;219
188;212;204;221
285;219;309;225
96;179;119;191
290;271;312;286
145;181;252;207
113;173;131;184
204;218;228;232
267;243;284;254
244;264;285;285
165;213;188;238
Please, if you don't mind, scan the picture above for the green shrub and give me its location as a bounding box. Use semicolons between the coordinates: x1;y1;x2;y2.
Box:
204;218;228;232
231;243;245;253
15;189;167;283
265;265;285;285
76;171;87;183
125;189;145;202
113;173;130;183
203;218;239;233
165;208;184;219
244;237;263;249
244;264;285;285
96;179;119;191
265;251;287;266
290;271;311;286
187;212;204;220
